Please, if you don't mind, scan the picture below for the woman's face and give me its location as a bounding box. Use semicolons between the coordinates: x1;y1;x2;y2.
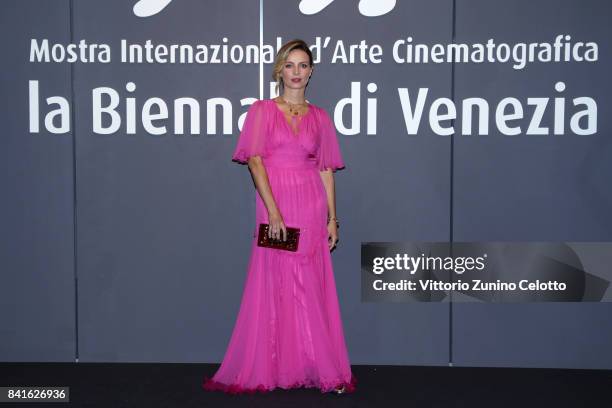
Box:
280;49;313;91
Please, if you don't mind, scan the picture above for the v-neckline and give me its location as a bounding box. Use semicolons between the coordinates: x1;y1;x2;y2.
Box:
272;98;312;137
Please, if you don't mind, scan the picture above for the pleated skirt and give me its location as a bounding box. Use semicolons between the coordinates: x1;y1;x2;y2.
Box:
203;163;357;394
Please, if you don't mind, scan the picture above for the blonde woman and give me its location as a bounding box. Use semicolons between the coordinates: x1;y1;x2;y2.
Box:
203;39;356;395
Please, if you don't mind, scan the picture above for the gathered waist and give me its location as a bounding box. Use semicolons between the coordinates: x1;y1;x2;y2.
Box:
263;156;317;170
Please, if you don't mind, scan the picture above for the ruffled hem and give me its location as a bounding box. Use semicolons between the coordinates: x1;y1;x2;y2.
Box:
231;151;249;164
317;163;346;173
202;373;357;395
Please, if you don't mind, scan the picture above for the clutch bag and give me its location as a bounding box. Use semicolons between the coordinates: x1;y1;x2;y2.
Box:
257;223;300;252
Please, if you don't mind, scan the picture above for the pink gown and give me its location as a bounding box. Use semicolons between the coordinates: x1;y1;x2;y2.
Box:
202;99;357;394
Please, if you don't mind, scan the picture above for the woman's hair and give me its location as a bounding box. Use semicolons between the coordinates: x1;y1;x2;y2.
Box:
272;39;314;95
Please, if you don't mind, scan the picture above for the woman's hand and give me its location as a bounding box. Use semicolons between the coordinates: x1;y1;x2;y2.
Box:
268;211;287;241
327;220;339;251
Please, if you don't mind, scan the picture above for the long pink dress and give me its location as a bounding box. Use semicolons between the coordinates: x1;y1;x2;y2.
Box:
202;99;357;394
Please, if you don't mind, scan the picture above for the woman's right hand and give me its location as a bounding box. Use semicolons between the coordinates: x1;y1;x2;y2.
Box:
267;211;287;241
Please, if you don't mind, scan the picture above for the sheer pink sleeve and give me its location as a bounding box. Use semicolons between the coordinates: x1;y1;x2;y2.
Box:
232;100;268;164
316;108;346;172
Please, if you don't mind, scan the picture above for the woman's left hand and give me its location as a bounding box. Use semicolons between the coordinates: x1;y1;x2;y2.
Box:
327;221;339;251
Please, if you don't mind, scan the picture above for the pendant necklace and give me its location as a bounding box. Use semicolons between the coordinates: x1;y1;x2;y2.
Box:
281;97;307;116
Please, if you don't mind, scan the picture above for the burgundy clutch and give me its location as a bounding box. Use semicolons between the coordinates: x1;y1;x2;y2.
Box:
257;223;300;252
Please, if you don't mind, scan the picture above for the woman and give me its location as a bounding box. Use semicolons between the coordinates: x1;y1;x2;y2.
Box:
203;39;357;395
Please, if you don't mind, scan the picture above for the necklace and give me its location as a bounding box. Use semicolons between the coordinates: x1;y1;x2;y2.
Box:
281;96;308;116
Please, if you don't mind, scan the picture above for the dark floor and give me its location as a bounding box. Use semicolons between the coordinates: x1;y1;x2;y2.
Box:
0;363;610;407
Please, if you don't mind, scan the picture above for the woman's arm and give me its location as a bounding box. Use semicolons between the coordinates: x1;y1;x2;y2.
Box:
319;169;339;251
248;156;287;241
